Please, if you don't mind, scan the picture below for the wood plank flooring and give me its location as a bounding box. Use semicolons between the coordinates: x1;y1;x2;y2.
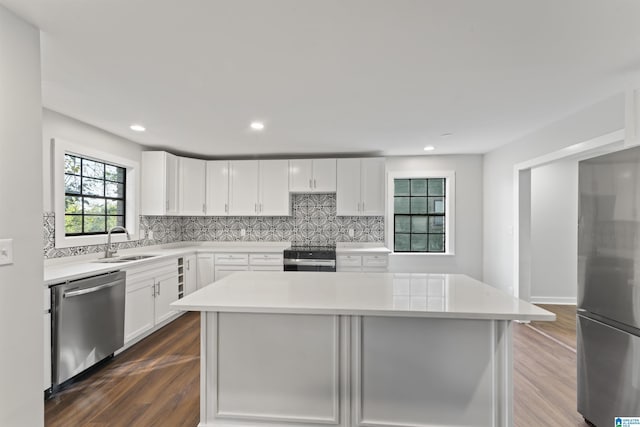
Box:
46;306;589;427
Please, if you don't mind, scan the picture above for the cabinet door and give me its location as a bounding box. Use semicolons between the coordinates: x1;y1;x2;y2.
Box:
124;278;155;343
260;160;290;216
361;158;385;215
44;312;51;390
336;158;361;216
229;160;259;215
141;151;179;215
179;157;206;215
155;271;179;325
206;161;230;215
214;265;249;281
289;159;313;192
165;153;180;215
197;253;215;289
312;159;337;192
184;254;198;296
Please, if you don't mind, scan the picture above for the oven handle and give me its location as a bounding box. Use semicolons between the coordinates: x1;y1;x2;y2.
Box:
284;259;336;267
63;280;123;298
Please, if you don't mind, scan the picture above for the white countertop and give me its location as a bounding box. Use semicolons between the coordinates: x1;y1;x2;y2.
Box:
171;271;555;321
44;242;291;285
335;242;391;254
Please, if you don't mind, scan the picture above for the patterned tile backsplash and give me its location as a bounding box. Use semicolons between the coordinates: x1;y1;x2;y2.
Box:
44;194;384;259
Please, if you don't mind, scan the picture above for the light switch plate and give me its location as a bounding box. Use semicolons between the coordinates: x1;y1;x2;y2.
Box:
147;230;154;240
0;239;14;266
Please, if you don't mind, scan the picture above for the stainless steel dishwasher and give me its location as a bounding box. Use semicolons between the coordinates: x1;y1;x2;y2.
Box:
51;270;126;390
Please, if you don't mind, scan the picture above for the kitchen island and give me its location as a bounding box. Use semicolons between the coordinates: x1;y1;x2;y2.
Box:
172;272;554;427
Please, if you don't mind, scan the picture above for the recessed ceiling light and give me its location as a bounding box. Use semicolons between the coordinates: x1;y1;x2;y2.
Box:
423;145;435;152
250;121;265;131
130;124;146;132
440;133;453;138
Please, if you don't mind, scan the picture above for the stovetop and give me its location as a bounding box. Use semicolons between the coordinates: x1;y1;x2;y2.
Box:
283;245;336;259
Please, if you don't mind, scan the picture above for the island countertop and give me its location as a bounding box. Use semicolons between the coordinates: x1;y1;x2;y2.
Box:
171;271;555;321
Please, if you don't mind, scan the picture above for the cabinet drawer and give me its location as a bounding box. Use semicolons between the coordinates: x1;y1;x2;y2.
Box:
363;255;388;268
249;253;284;266
337;255;362;267
215;253;249;265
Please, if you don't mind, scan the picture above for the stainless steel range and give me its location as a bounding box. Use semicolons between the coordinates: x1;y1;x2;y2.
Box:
283;246;336;272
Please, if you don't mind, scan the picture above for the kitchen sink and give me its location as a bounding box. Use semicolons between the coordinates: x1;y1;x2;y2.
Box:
118;255;158;261
94;254;158;263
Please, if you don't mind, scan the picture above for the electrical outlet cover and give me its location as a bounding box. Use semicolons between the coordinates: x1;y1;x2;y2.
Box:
0;239;14;266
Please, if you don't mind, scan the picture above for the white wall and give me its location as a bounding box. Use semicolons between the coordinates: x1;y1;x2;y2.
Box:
483;94;625;294
386;155;483;279
42;108;146;212
529;160;578;303
0;5;44;426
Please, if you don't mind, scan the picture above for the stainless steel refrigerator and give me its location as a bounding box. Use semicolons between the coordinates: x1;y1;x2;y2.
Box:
578;146;640;426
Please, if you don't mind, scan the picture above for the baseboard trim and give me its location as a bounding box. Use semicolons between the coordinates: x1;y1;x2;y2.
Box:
530;296;577;305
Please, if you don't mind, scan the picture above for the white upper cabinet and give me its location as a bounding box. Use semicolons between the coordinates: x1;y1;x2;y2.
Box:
289;159;336;193
229;160;260;216
361;158;385;215
337;157;385;216
179;157;206;215
141;151;179;215
260;159;290;215
206;161;230;216
229;160;290;216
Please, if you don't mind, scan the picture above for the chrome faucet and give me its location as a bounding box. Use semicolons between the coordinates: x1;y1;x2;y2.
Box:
105;226;131;258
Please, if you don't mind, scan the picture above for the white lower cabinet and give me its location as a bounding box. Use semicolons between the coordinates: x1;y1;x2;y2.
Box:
215;253;249;281
337;253;388;272
124;259;179;345
197;253;215;289
183;254;197;296
44;312;51;391
249;253;283;271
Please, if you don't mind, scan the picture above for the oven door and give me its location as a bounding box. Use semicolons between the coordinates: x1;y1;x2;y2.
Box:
283;259;336;272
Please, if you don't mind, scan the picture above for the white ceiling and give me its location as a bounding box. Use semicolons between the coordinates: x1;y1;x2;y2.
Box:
3;0;640;158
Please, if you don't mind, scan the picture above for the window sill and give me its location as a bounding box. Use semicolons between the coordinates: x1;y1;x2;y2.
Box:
390;252;455;256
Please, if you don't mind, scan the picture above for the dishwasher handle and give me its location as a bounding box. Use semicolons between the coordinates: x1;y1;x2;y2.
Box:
63;280;123;298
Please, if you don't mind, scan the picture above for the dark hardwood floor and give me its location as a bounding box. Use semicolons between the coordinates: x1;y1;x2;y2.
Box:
46;306;588;427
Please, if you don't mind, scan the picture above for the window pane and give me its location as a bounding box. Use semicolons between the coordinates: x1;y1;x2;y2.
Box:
411;234;428;252
411;216;428;233
394;179;410;196
82;177;104;196
65;215;82;234
107;199;124;215
411;197;427;214
394;197;410;214
395;234;410;251
106;182;124;198
395;215;411;233
410;179;427;196
83;197;105;215
84;216;106;233
107;216;124;229
65;155;81;175
428;197;445;214
65;174;80;194
65;196;82;214
428;178;445;196
428;234;445;252
429;216;445;233
82;159;104;178
105;165;125;183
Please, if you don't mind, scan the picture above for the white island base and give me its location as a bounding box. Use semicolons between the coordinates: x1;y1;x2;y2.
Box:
173;272;554;427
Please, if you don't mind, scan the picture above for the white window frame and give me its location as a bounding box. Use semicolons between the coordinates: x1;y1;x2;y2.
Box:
386;170;455;255
53;138;139;248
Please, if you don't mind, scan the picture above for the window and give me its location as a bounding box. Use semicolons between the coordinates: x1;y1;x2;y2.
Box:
386;171;454;255
393;178;446;252
53;138;139;248
64;154;126;236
